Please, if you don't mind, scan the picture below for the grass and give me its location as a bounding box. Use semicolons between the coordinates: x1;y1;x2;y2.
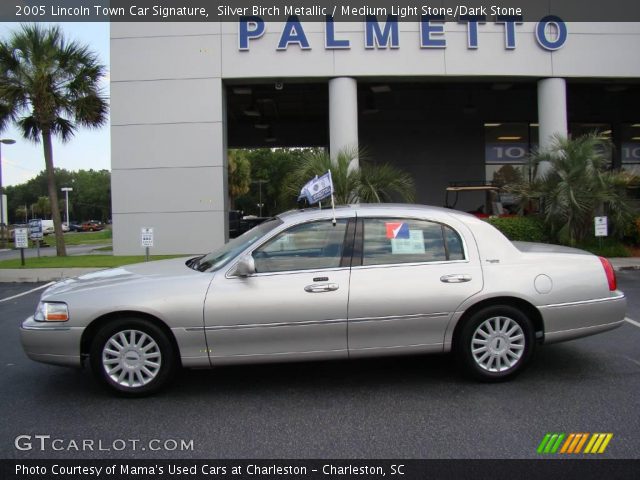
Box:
0;255;185;269
48;228;112;246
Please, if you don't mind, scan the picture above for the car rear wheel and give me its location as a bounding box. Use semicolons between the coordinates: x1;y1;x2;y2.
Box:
456;305;534;381
90;318;176;396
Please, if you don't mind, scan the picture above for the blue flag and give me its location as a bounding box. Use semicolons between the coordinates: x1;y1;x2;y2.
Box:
298;171;334;205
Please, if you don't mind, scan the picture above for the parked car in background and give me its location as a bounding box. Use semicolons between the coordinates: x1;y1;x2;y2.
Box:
41;219;54;235
21;204;626;396
68;223;83;232
80;220;104;232
229;211;269;238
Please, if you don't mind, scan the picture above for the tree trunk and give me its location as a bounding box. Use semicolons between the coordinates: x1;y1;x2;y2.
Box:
42;130;66;256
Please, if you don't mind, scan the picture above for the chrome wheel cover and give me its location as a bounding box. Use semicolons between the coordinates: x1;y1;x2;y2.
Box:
102;329;161;388
471;316;525;373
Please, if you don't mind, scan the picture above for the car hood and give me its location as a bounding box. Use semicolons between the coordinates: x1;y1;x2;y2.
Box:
42;257;202;297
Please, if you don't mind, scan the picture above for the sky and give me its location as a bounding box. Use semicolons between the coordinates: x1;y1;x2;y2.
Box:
0;22;110;186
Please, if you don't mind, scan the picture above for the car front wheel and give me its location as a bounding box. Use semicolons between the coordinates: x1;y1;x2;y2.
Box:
456;305;534;381
90;318;177;396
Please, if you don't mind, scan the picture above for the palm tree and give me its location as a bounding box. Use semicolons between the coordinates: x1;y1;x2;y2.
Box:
228;149;251;209
281;147;415;205
508;133;636;245
0;24;108;256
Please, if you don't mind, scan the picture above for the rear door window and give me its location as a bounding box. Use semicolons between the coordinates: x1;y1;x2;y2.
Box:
362;218;465;266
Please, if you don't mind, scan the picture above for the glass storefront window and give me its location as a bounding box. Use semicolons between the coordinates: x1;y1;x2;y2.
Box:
620;123;640;200
484;123;537;186
621;123;640;175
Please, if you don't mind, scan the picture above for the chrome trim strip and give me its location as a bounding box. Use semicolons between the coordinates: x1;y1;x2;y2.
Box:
20;325;72;331
192;318;348;332
349;312;449;323
350;342;443;351
228;266;350;280
540;293;625;309
351;259;469;271
211;349;348;358
195;312;448;332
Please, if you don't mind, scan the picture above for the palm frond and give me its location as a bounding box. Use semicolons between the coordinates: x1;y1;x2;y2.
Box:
508;133;635;243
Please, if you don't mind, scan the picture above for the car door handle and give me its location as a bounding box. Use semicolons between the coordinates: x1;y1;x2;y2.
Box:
440;274;472;283
304;283;339;293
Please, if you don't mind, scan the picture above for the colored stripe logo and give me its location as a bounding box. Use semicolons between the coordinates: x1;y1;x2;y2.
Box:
537;433;613;454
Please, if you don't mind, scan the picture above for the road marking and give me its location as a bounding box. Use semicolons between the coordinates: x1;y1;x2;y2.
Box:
0;282;54;304
625;317;640;328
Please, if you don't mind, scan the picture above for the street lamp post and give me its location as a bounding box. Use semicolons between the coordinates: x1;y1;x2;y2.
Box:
61;187;73;226
252;179;269;217
0;138;16;249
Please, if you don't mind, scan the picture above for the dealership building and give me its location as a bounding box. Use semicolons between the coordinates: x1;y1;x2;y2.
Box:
110;17;640;254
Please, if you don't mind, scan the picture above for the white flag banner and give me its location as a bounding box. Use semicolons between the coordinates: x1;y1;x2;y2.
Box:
298;171;333;205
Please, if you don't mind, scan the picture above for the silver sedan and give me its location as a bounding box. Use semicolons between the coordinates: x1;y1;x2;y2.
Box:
21;204;626;395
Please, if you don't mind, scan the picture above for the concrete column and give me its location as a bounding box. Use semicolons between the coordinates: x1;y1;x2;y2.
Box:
329;77;359;168
537;78;568;176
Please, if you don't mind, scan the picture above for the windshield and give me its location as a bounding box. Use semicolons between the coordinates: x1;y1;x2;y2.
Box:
189;218;282;272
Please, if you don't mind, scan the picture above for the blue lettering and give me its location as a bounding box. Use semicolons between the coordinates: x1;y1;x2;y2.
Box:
278;16;310;50
238;16;265;50
459;15;486;49
420;15;446;48
496;16;523;49
536;16;568;50
365;16;399;49
325;15;350;49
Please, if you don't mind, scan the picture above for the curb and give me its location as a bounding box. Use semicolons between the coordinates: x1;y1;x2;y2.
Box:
616;265;640;271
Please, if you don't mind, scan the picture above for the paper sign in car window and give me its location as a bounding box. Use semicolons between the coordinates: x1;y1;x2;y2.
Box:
391;229;426;254
386;222;410;239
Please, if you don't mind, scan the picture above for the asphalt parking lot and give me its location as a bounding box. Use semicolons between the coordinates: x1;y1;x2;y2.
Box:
1;272;639;460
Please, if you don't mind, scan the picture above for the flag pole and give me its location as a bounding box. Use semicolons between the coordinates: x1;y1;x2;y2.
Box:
329;169;336;226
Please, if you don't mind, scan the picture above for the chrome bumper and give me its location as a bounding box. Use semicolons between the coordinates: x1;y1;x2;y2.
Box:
20;316;84;367
539;292;626;344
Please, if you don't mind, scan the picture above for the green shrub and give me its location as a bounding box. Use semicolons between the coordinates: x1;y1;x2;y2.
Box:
574;238;631;257
486;216;547;242
622;216;640;246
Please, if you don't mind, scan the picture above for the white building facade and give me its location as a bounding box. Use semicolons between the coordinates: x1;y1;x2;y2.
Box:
111;19;640;254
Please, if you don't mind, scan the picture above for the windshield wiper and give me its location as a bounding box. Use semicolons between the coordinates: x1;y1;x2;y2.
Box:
186;255;204;270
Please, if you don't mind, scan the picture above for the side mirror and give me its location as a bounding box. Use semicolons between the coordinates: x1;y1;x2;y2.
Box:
234;255;256;277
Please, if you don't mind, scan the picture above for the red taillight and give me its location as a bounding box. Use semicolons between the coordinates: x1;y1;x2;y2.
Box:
599;257;617;291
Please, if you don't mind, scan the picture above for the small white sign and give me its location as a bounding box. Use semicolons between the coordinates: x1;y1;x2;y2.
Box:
594;216;608;237
141;227;154;247
391;230;426;255
15;228;28;248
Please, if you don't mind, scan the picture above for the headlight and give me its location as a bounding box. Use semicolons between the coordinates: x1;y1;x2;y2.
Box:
34;302;69;322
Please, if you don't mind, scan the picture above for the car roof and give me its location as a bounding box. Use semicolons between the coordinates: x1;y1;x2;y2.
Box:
277;203;477;224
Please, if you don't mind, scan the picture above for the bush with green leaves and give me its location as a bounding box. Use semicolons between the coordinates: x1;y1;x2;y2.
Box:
486;216;547;242
507;133;637;245
281;147;415;205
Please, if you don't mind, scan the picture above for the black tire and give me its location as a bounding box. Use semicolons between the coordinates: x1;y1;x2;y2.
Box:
455;305;535;382
90;318;177;396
